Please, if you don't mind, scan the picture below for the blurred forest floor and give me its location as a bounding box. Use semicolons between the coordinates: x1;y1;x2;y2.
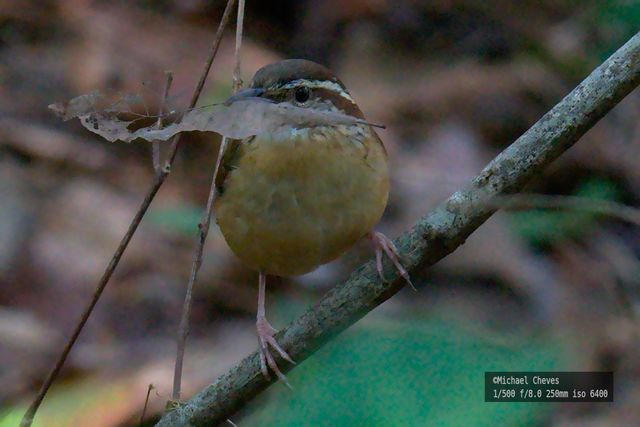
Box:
1;1;640;426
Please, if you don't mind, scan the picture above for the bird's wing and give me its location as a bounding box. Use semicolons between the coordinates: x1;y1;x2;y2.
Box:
214;136;253;195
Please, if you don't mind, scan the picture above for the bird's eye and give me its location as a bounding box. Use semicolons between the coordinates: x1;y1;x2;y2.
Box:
294;86;310;104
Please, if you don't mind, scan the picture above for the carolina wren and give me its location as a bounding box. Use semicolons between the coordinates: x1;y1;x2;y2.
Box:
214;59;412;384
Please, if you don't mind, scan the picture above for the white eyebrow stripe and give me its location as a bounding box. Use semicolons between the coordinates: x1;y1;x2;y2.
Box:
280;79;355;103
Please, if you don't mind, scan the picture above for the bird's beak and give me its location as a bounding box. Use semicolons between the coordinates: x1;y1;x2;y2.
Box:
224;87;265;106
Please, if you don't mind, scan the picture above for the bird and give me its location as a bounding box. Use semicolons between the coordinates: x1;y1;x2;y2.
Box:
214;59;412;385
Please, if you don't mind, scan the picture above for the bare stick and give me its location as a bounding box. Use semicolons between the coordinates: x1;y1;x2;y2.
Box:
152;71;174;174
232;0;245;92
156;32;640;427
20;1;238;426
139;384;155;426
171;0;246;403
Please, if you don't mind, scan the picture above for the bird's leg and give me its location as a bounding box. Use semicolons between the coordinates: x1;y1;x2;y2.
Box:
256;272;295;387
367;231;416;290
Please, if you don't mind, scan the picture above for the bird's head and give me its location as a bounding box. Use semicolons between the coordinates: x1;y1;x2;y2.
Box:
225;59;365;120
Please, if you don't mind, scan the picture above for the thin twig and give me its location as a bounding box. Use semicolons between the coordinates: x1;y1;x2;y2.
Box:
20;2;237;426
493;192;640;319
153;71;174;175
171;0;246;403
156;31;640;427
490;194;640;226
232;0;245;92
139;384;156;426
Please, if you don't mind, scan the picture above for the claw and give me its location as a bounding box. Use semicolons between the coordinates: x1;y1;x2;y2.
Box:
369;231;416;290
266;333;296;364
258;336;270;380
256;272;294;388
257;315;293;389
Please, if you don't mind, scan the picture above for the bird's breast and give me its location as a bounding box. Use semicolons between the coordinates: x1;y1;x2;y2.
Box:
214;125;389;276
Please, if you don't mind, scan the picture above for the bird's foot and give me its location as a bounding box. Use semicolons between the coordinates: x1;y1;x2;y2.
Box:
257;315;295;388
368;231;416;290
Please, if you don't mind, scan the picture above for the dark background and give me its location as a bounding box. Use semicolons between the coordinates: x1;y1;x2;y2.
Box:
1;1;639;425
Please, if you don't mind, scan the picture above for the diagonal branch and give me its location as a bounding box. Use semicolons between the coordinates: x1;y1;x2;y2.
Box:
156;32;640;427
19;2;238;426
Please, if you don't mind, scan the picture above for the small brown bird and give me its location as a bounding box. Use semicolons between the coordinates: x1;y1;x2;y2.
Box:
214;59;412;384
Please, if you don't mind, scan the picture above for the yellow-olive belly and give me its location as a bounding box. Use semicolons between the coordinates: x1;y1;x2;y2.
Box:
214;127;389;276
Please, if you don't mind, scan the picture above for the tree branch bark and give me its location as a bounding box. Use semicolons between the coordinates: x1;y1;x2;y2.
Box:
157;32;640;427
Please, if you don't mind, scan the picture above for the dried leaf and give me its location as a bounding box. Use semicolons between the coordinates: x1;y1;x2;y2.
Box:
49;92;381;142
48;91;105;121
